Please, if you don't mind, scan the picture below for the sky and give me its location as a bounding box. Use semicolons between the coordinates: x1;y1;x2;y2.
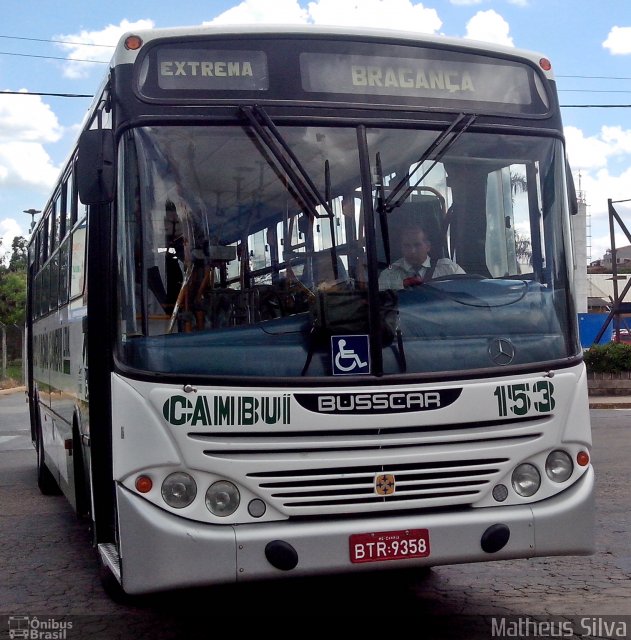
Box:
1;0;631;265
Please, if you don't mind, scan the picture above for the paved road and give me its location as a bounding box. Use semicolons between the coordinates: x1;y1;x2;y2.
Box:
0;389;629;638
0;387;30;451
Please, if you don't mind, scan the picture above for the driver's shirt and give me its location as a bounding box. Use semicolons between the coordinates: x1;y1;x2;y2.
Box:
378;256;465;290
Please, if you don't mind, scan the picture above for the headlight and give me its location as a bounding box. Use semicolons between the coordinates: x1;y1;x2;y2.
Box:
511;463;541;497
206;480;240;516
545;450;573;483
161;472;197;508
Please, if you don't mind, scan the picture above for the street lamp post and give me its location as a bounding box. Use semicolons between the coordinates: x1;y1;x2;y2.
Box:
23;208;41;235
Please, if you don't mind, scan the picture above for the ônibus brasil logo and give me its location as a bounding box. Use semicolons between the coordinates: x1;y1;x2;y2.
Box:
162;394;291;427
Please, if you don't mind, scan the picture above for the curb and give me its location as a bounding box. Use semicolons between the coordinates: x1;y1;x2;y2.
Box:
0;385;26;396
589;402;631;409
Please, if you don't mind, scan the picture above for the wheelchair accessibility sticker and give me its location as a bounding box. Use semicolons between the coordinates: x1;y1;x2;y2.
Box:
331;335;370;375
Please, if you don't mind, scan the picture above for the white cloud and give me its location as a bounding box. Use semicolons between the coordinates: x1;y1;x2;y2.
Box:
464;9;514;46
565;124;631;259
565;126;613;171
570;165;631;261
210;0;308;24
601;125;631;153
450;0;529;9
603;26;631;55
0;92;62;145
309;0;442;30
565;125;631;171
56;19;155;79
211;0;442;33
0;142;59;189
579;166;631;216
0;93;61;190
0;218;24;261
564;123;631;260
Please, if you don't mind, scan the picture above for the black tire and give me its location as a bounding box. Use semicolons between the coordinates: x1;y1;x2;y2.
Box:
36;423;61;496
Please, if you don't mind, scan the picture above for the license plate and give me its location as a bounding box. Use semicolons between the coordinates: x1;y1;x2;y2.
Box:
349;528;430;564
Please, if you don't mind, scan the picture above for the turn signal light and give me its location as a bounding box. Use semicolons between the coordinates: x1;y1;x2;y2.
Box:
576;450;590;467
135;475;153;493
124;35;143;51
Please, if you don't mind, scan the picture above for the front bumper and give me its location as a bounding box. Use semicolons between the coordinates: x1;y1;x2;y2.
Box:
117;466;594;594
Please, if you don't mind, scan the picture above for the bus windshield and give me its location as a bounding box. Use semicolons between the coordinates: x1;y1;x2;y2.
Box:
116;121;575;379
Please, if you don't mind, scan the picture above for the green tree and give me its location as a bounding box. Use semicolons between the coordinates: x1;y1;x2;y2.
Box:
0;270;27;325
0;235;28;326
8;236;27;272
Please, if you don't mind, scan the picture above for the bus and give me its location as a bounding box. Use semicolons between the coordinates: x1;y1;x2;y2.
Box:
26;24;594;597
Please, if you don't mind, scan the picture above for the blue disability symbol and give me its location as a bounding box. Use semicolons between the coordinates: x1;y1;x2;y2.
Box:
331;335;370;375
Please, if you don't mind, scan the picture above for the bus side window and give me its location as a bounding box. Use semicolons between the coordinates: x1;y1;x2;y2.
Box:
70;220;87;300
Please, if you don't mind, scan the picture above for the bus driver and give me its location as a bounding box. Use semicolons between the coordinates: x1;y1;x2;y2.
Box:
378;224;464;290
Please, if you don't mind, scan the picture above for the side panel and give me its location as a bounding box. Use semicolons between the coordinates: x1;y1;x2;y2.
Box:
30;286;89;508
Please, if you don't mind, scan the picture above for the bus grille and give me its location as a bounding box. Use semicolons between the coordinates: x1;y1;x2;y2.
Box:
188;416;546;515
245;458;507;515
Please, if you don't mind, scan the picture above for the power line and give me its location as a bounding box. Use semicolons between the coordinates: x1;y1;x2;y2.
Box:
0;90;92;98
558;74;631;80
0;34;115;48
561;104;631;108
0;50;107;63
559;89;631;93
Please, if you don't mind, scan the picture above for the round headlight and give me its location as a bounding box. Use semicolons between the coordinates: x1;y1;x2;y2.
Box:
511;463;541;497
161;472;197;508
206;481;240;516
545;450;573;483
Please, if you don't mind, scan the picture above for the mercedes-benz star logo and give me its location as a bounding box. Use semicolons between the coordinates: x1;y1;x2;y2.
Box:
488;338;515;366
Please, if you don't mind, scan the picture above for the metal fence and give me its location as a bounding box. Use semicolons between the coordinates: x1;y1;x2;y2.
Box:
0;322;24;382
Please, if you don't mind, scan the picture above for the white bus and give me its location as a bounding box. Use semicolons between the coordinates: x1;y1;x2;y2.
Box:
26;25;594;597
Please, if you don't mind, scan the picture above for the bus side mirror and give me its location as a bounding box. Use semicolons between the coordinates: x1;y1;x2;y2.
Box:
77;129;115;205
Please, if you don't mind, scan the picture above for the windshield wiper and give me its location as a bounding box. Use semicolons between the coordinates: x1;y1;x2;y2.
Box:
240;105;335;220
380;113;477;214
241;105;340;278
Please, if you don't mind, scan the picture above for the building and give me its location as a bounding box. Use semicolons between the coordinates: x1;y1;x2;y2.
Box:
572;190;589;313
599;245;631;269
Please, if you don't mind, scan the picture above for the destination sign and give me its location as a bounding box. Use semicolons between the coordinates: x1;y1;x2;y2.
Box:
155;48;269;91
137;39;550;114
300;51;545;110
